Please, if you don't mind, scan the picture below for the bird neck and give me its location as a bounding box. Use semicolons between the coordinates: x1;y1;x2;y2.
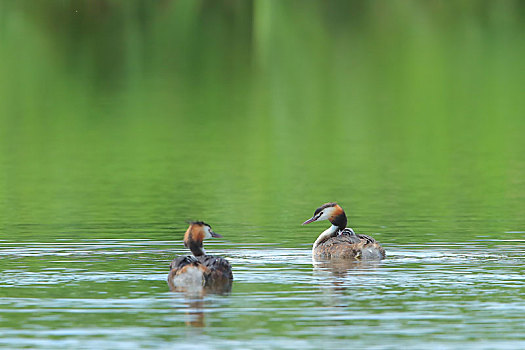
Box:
186;239;206;257
313;224;340;249
330;211;347;231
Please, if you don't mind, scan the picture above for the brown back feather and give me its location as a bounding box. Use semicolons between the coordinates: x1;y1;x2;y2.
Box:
314;234;385;260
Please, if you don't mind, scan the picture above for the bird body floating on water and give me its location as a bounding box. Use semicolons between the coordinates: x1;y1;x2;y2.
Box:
303;203;385;260
168;221;233;293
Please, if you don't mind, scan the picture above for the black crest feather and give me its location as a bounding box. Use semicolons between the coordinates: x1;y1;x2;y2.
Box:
314;202;337;215
188;220;211;227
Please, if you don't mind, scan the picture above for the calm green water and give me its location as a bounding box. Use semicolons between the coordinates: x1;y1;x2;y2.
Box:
0;1;524;349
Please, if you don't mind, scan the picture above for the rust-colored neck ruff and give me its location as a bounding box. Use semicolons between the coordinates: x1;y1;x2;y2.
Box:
329;207;347;230
184;225;206;256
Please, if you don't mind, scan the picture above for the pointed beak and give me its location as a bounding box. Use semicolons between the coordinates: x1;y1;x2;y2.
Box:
302;216;317;225
210;230;222;238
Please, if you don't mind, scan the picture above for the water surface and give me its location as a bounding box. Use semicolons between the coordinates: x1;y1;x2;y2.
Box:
0;238;524;349
0;1;524;349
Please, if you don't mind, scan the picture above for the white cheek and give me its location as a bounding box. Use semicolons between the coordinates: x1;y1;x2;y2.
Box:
318;212;328;220
319;208;334;221
203;227;212;239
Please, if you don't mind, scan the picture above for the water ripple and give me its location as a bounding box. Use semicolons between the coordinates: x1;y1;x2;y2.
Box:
0;240;524;349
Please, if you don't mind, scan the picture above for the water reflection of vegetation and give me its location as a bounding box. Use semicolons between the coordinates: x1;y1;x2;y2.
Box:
1;1;523;246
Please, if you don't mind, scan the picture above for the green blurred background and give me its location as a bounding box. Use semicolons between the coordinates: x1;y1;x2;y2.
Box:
0;0;524;244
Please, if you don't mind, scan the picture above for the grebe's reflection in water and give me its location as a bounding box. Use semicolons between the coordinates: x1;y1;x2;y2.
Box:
313;257;382;278
168;277;232;328
312;257;383;304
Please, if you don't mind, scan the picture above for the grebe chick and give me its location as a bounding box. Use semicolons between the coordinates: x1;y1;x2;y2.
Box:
168;221;233;293
302;203;385;260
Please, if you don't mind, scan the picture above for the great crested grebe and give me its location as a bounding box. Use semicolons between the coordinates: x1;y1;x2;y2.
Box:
168;221;233;293
302;202;385;260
